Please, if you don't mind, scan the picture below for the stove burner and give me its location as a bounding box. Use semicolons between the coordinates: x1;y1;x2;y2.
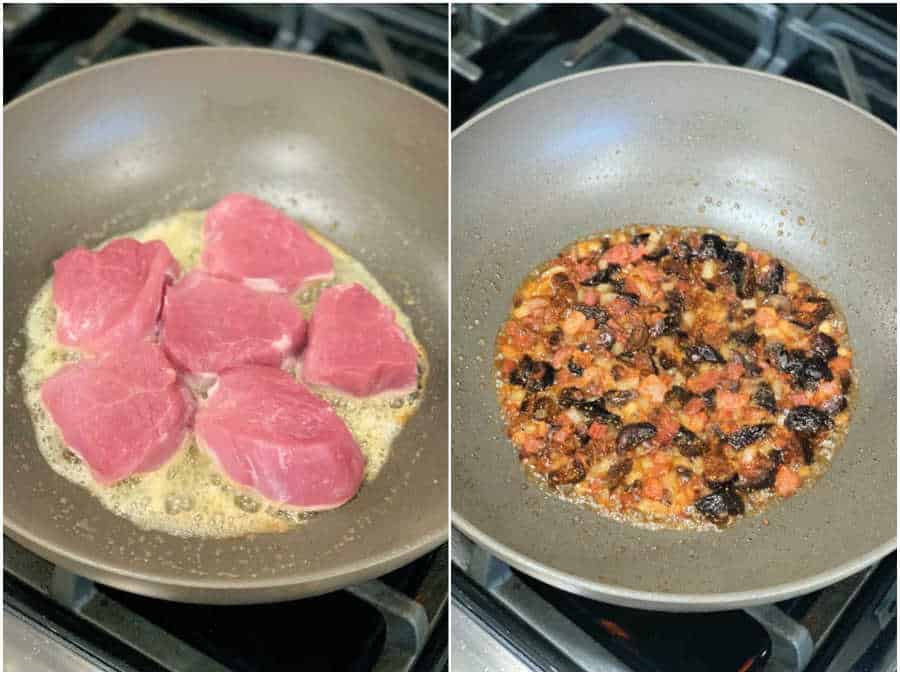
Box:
452;529;897;672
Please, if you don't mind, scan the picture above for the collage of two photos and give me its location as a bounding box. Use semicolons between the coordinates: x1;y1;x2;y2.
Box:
3;2;897;672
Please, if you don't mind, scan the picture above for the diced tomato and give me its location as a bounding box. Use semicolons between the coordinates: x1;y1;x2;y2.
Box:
642;477;664;501
634;261;664;284
789;392;811;406
829;356;852;374
575;262;597;282
676;279;693;296
553;428;571;444
683;397;706;416
606;297;634;318
647;451;673;478
639;375;668;405
510;329;537;349
681;407;708;434
553;413;572;427
687;368;724;394
717;390;749;412
555;369;575;387
552;347;573;370
774;465;802;497
582;288;598;306
619;490;639;508
700;321;730;347
602;243;646;266
747;250;763;264
745;407;773;425
522;437;544;456
655;407;680;445
812;381;841;407
562;311;587;336
587;422;607;440
726;360;745;380
816;380;842;399
754;307;778;329
500;359;517;376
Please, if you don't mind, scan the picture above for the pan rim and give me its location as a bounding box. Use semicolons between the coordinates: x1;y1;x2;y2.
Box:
5;519;446;593
5;45;448;598
3;45;448;116
453;513;896;611
451;61;897;139
451;60;896;610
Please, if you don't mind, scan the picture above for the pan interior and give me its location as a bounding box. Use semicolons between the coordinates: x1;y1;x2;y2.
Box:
4;48;448;602
452;64;896;609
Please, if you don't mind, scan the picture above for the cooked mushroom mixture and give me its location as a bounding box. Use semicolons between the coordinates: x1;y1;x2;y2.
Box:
495;227;854;529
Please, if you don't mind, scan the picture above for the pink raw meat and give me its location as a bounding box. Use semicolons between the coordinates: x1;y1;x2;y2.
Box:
196;366;365;510
53;238;179;353
302;283;418;397
41;343;193;484
202;193;334;293
161;271;307;377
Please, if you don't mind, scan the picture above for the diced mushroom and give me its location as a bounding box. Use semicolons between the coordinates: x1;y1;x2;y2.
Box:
615;423;657;454
785;406;833;436
694;486;744;524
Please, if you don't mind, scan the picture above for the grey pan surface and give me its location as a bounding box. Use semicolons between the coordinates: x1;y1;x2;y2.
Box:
452;63;896;611
4;47;448;603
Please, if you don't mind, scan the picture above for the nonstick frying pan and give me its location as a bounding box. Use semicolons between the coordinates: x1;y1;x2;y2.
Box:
4;47;448;603
452;63;896;612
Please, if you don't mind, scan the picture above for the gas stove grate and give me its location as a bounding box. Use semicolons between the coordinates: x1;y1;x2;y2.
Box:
452;528;896;672
451;3;896;128
5;536;447;671
4;3;448;104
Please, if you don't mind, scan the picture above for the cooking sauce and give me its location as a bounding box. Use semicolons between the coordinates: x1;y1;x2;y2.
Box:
495;226;854;530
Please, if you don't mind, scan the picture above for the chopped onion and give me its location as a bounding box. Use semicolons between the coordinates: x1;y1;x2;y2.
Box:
764;294;790;311
541;265;568;278
566;408;585;425
619;376;640;390
772;379;784;399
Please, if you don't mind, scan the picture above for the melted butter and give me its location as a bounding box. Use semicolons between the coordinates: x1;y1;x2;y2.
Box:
21;210;427;538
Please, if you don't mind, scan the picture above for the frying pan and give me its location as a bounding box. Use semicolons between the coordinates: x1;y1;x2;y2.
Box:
4;47;448;603
452;63;896;611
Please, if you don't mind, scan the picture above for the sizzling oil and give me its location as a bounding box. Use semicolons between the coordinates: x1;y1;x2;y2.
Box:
20;210;426;538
